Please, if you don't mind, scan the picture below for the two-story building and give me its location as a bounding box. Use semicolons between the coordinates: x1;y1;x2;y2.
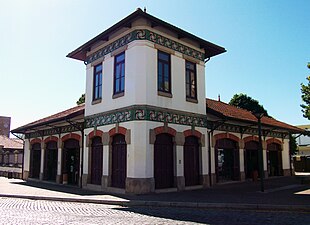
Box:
12;9;302;194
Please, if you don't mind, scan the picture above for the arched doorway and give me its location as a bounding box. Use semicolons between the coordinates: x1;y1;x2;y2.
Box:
44;141;58;181
244;141;259;179
111;134;127;188
63;139;80;185
267;143;283;176
30;143;41;179
154;133;174;189
91;136;103;185
215;138;240;182
184;136;200;186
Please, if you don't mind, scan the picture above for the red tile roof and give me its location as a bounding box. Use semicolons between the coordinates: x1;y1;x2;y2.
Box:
11;104;85;133
206;98;303;133
0;135;23;149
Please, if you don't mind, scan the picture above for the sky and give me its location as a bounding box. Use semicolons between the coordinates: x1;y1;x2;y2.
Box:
0;0;309;131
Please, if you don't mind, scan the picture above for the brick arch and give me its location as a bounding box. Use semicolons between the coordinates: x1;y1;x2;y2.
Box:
30;138;42;145
243;136;259;144
109;126;127;137
183;129;202;138
61;133;81;142
44;136;58;143
266;138;282;146
214;133;240;143
154;126;176;137
88;130;104;139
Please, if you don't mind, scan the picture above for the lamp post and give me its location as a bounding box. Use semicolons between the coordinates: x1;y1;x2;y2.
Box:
254;112;264;192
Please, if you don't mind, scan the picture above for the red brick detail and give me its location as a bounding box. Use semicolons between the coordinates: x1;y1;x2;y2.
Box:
183;129;202;138
154;126;176;136
61;133;81;142
109;126;127;137
89;130;104;139
266;138;282;145
44;136;58;143
243;136;259;144
214;133;240;143
30;138;42;145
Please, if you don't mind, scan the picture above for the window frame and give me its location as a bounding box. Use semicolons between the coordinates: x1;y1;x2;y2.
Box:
185;60;197;102
93;63;103;101
113;52;125;96
157;50;171;95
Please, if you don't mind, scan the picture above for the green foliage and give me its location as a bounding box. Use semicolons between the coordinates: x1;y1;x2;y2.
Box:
229;93;269;116
76;94;85;105
301;75;310;120
289;134;298;155
307;62;310;69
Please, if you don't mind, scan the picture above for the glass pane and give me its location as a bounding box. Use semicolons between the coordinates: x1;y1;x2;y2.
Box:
121;64;125;77
95;88;98;99
164;64;169;78
115;79;120;92
186;83;190;96
158;62;163;76
158;51;169;62
98;85;102;98
116;65;120;78
164;81;169;92
95;65;102;73
99;73;102;85
116;53;125;63
121;77;124;91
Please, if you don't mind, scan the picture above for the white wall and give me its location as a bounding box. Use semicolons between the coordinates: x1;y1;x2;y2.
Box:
85;40;206;117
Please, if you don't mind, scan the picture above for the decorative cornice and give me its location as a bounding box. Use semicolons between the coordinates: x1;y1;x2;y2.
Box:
25;123;83;139
208;121;288;139
85;105;207;129
86;29;205;64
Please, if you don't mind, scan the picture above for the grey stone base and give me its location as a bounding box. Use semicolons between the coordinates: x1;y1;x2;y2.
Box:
39;173;43;181
240;172;246;181
101;175;108;189
283;169;291;176
56;175;62;184
176;176;185;191
23;171;29;180
82;174;88;187
211;173;217;186
125;178;155;194
201;174;210;188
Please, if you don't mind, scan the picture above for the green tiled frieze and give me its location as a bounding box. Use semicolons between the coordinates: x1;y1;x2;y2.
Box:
85;105;207;129
86;29;205;64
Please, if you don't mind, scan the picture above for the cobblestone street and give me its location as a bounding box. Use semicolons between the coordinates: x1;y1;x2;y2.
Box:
1;197;309;225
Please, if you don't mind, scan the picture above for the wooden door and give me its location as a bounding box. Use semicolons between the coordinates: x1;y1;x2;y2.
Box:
63;139;79;185
44;141;58;181
184;136;200;186
154;134;174;189
30;143;41;179
91;137;103;185
111;134;127;188
244;141;259;179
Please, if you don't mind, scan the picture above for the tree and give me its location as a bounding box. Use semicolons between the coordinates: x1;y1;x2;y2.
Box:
300;63;310;120
76;94;85;105
289;134;298;156
229;93;269;116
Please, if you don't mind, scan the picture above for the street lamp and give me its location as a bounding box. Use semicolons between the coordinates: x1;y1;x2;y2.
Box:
254;112;265;192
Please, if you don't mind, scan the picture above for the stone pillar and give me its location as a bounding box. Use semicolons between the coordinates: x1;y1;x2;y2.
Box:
210;146;216;185
263;149;268;178
82;136;89;187
102;132;109;189
23;139;31;180
175;145;185;191
239;149;245;181
201;135;209;188
39;145;45;180
56;146;62;184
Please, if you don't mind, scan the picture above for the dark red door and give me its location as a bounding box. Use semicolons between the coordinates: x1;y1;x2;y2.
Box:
91;137;103;185
267;143;283;176
30;143;41;179
154;134;174;189
184;136;200;186
63;139;80;185
111;134;127;188
44;141;58;181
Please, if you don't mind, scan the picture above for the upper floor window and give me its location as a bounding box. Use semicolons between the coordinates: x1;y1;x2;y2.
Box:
157;50;171;93
185;61;197;100
114;52;125;95
93;64;102;101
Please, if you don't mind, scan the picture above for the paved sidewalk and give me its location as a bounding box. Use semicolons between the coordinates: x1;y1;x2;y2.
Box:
0;176;309;211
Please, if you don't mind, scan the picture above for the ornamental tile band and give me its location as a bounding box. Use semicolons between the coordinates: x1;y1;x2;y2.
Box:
86;29;205;64
85;105;207;129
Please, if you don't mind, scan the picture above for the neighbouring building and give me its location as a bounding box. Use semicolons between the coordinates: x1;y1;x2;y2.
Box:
11;9;302;194
0;117;23;178
295;125;310;155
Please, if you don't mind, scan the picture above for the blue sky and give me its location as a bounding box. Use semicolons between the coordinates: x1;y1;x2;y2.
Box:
1;0;309;130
